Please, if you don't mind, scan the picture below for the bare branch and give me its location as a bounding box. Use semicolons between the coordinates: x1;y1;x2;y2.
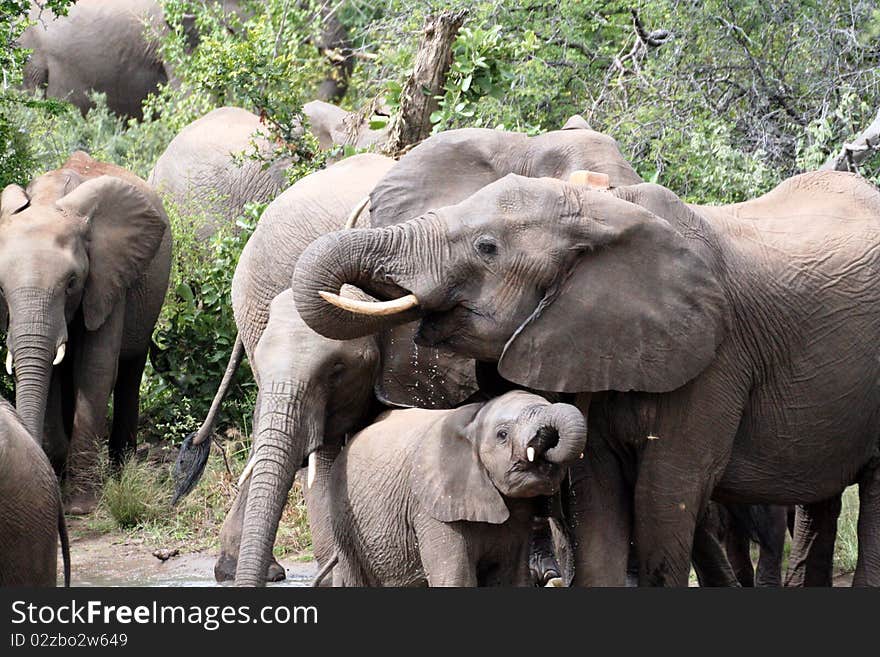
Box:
821;108;880;172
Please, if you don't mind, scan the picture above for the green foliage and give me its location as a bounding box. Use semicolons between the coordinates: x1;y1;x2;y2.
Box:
101;458;166;529
0;0;73;87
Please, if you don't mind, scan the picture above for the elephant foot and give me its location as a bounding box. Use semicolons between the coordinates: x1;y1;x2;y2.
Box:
214;554;286;583
64;490;100;515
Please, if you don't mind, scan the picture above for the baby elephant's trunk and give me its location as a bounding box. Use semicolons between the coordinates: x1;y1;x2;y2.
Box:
537;404;587;465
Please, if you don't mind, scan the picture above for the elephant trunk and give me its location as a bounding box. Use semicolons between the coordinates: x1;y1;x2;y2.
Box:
539;403;587;465
235;383;317;587
6;289;63;443
293;223;426;341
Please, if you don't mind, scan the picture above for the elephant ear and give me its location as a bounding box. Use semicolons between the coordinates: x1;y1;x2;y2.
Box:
498;190;728;393
1;184;29;215
412;404;510;525
56;176;167;331
375;322;477;409
369;128;525;227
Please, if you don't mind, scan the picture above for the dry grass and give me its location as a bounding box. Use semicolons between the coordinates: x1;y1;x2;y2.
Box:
83;435;312;558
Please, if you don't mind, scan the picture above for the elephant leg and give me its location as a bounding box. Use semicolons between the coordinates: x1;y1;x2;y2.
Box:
754;505;786;587
304;445;341;568
528;515;561;585
65;305;125;514
417;522;478;586
784;496;841;586
108;350;148;468
569;442;632;587
692;513;741;587
853;465;880;586
725;511;755;587
215;476;286;583
43;368;70;475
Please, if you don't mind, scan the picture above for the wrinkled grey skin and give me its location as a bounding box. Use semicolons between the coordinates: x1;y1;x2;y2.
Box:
148;107;290;241
294;167;880;586
0;151;171;512
209;155;474;585
0;400;69;586
319;391;587;586
229;290;380;586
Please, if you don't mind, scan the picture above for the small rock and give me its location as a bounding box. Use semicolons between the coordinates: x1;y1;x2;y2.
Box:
152;548;179;562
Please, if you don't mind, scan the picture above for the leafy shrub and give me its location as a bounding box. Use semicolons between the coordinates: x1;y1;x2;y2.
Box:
101;459;166;529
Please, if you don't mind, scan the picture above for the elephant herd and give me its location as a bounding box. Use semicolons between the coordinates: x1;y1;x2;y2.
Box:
3;4;880;590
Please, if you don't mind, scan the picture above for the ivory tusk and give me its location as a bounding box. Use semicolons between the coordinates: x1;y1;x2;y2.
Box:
318;290;419;316
5;350;11;375
526;446;535;463
307;451;317;489
53;343;66;366
343;196;370;230
238;457;256;487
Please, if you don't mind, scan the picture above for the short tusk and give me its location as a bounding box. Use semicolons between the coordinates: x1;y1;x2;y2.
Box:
318;290;419;316
343;196;370;230
237;457;256;487
307;451;317;489
53;343;66;366
527;446;535;462
5;350;11;375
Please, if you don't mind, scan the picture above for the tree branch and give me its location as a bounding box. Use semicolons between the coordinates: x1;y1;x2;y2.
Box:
821;108;880;171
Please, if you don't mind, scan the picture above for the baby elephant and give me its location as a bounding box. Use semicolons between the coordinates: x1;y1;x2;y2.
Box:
321;391;587;586
0;400;69;586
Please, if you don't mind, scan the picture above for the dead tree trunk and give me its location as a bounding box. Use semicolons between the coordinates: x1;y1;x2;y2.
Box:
384;10;467;156
821;108;880;172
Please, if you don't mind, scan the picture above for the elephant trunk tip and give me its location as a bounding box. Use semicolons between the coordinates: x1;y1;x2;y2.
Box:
171;431;212;505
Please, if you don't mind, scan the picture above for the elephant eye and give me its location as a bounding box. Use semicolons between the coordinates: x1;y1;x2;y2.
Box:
475;236;498;257
496;429;508;442
66;275;77;292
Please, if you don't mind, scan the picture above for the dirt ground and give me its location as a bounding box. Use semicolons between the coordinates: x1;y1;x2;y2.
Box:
57;517;317;587
57;518;856;587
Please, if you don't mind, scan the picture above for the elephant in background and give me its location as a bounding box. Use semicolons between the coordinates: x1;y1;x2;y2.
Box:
0;399;70;586
19;1;356;120
316;391;586;586
148;102;388;242
19;0;171;120
0;151;172;513
294;162;880;586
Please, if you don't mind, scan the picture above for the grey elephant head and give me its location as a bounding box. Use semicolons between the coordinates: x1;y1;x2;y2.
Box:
414;391;587;525
0;152;167;440
234;289;380;587
293;175;728;395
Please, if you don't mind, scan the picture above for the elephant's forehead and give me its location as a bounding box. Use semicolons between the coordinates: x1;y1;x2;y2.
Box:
458;175;576;219
0;207;84;246
482;391;549;424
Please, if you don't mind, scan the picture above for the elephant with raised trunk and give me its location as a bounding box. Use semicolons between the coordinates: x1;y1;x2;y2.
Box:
294;165;880;586
0;399;70;586
0;151;171;512
317;391;587;586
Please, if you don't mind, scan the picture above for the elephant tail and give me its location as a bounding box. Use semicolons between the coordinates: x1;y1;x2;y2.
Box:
172;334;245;505
311;553;338;587
58;504;70;587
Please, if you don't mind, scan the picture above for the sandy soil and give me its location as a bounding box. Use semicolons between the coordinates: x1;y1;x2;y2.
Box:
57;518;317;587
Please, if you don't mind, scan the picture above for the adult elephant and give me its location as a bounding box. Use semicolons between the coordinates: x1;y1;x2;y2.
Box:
0;151;172;513
19;0;170;120
0;399;70;586
148;102;386;241
172;153;474;584
294;162;880;585
19;1;355;121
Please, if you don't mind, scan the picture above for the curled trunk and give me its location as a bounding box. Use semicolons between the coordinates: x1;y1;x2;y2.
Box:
292;225;422;341
540;403;587;465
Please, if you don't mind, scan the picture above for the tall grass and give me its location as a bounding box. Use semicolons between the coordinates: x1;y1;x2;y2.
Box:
834;486;860;574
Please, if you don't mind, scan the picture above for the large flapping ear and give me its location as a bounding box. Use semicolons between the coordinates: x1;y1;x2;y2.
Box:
412;404;510;525
498;189;728;394
375;322;478;409
1;184;29;215
56;176;167;331
368;128;527;227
